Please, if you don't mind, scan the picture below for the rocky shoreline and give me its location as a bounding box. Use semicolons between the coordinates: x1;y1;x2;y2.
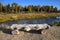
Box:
0;27;60;40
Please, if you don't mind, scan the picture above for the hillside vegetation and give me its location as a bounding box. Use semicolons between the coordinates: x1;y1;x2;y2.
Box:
0;2;60;13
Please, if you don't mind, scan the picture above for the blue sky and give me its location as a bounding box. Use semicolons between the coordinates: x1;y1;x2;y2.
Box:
0;0;60;10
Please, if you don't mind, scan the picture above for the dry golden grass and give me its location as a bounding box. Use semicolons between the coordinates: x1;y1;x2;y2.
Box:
0;13;60;23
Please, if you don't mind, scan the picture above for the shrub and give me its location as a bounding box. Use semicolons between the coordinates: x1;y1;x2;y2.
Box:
53;22;60;26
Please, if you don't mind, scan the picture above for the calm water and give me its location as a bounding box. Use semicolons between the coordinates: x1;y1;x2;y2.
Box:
0;16;60;26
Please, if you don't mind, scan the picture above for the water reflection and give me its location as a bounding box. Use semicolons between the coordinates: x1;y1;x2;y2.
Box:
0;17;60;26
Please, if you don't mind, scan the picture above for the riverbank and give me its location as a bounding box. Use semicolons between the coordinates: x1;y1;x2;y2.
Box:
0;13;60;23
0;27;60;40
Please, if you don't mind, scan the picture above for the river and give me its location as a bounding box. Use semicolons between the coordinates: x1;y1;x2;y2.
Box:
0;16;60;27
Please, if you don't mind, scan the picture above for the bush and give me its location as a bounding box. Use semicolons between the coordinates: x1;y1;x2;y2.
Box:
53;22;60;26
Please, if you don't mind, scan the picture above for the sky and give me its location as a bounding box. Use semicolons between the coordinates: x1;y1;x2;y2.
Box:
0;0;60;10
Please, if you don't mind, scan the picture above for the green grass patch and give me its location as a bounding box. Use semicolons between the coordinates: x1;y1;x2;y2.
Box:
53;22;60;26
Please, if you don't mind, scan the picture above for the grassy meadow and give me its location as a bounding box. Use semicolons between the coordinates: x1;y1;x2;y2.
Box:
0;13;60;23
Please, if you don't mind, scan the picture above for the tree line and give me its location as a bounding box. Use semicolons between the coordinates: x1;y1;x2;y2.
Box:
0;2;60;13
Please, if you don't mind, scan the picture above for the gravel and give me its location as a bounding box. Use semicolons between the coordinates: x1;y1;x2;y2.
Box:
0;27;60;40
